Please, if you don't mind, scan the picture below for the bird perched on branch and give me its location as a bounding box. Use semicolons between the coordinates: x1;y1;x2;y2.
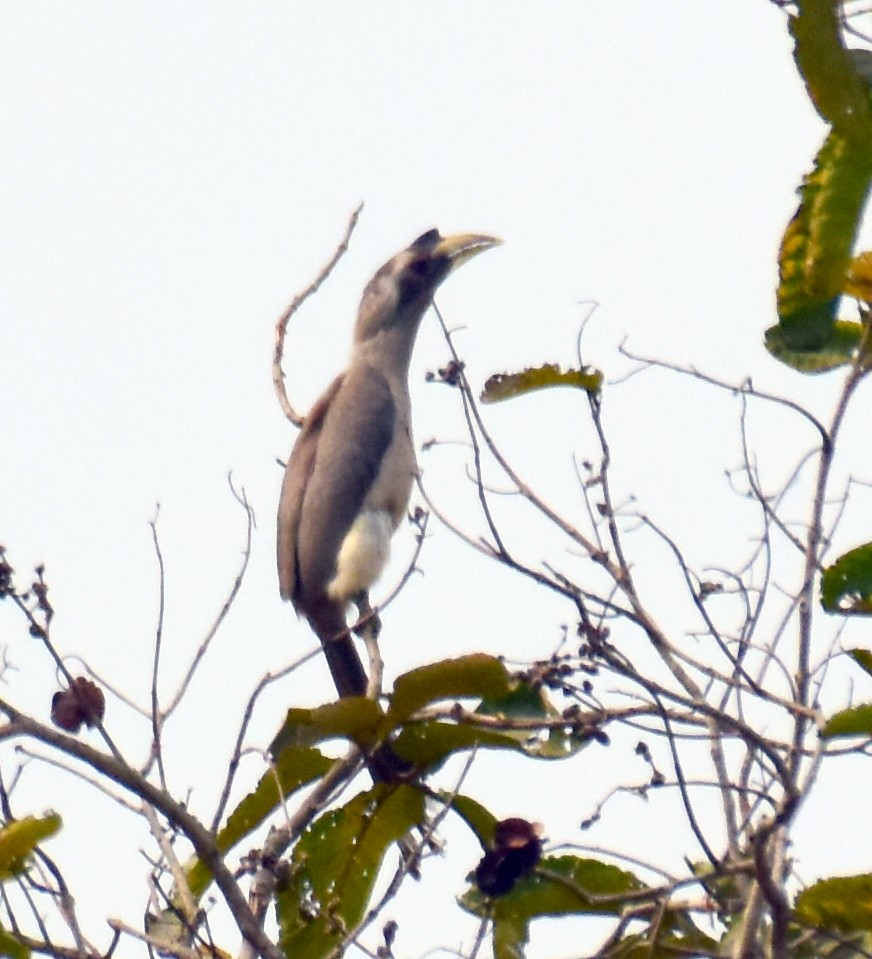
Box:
277;229;500;700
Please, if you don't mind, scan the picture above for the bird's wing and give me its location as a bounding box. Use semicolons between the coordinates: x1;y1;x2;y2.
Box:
279;363;396;609
276;374;344;602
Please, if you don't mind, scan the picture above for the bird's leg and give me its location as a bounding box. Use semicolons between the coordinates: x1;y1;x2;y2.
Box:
352;591;384;700
352;591;381;639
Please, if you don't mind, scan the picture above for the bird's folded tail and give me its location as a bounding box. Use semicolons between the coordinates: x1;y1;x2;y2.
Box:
308;600;368;698
308;600;412;782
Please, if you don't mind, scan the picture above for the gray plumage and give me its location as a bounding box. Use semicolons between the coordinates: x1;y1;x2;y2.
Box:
278;228;499;699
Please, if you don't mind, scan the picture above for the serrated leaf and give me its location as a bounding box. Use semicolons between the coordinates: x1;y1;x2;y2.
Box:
822;704;872;739
480;364;602;404
0;814;61;879
796;874;872;932
276;784;424;959
770;6;872;373
770;6;872;375
790;5;872;139
848;648;872;679
186;746;331;900
777;132;872;332
822;544;872;613
387;654;513;724
765;319;863;374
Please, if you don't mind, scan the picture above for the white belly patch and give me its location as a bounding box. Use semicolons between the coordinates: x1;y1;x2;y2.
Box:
327;509;394;602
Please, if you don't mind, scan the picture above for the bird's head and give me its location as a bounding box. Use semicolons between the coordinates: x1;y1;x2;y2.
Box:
354;229;500;348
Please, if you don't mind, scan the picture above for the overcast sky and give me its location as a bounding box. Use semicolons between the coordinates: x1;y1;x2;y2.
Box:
2;3;870;956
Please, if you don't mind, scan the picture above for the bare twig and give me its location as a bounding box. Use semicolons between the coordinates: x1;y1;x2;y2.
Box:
141;803;198;930
617;343;830;448
272;204;364;426
211;660;302;833
147;507;168;790
162;476;255;723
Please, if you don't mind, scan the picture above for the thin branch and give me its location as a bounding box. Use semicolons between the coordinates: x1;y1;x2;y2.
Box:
325;753;479;959
10;934;108;959
147;508;168;790
141;803;198;930
210;660;302;833
105;920;203;959
162;476;255;722
236;751;366;959
431;303;607;563
0;705;282;959
272;204;364;426
12;746;140;813
792;361;870;776
617;342;831;448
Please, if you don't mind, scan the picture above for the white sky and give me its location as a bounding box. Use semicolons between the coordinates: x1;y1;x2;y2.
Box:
3;2;871;956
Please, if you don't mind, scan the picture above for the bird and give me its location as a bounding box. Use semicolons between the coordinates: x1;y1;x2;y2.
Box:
277;228;500;700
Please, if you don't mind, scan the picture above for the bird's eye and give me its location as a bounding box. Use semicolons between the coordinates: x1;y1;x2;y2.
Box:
408;257;431;278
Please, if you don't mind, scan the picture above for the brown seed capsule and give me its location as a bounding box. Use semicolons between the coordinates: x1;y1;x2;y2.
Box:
51;677;106;733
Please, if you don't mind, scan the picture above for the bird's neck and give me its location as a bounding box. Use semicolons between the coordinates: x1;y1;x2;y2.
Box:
351;325;420;385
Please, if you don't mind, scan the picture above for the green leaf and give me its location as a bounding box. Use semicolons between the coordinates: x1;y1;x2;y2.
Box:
478;682;594;759
586;920;717;959
796;874;872;932
0;814;61;879
0;926;29;959
822;704;872;739
822;544;872;614
276;784;424;959
461;855;646;959
792;929;872;959
765;320;862;373
393;720;530;768
777;131;872;335
269;698;386;756
480;364;603;404
844;251;872;303
848;648;872;679
387;654;513;724
790;4;872;140
186;746;331;900
478;681;549;720
604;923;719;959
440;793;499;850
492;909;527;959
462;855;644;919
389;672;592;768
769;5;872;375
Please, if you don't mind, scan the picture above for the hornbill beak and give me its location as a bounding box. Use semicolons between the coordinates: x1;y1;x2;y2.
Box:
433;233;502;274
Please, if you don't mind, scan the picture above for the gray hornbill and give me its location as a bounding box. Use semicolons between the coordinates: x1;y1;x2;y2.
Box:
277;229;500;700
